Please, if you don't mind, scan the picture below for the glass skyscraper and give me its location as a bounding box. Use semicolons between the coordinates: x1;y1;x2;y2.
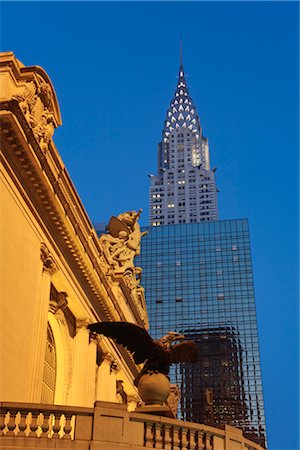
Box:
137;219;266;447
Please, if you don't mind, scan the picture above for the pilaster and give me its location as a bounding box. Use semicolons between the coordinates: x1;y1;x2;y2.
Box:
28;243;57;402
96;352;120;402
68;318;92;406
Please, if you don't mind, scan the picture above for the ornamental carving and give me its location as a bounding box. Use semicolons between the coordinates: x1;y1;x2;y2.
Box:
98;210;149;326
49;290;68;315
166;384;181;418
99;210;147;273
40;243;58;275
12;81;37;128
32;108;55;154
123;267;148;328
11;75;57;153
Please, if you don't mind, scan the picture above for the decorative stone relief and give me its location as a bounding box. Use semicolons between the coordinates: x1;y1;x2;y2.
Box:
40;243;58;275
12;81;37;127
123;267;148;328
99;210;147;274
116;380;127;404
32;108;55;154
75;318;91;333
49;291;68;314
127;393;140;411
166;384;181;418
12;76;56;153
98;210;149;325
97;351;120;374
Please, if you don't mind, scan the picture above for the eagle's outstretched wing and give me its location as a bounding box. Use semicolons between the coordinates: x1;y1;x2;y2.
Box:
171;341;198;363
88;321;154;364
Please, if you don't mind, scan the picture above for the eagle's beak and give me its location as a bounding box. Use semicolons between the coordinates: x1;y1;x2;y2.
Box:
174;334;185;341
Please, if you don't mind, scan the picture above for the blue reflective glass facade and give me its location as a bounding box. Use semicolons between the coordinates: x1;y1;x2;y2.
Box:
137;219;266;447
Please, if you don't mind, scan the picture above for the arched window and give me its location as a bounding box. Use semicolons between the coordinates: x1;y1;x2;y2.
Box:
41;323;57;403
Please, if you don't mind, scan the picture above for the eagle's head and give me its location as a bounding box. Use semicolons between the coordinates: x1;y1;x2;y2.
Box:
159;332;185;349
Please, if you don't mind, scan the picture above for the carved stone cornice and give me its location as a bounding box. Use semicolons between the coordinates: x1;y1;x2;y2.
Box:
40;243;58;275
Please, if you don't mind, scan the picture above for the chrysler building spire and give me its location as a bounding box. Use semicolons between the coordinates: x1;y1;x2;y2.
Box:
149;59;218;226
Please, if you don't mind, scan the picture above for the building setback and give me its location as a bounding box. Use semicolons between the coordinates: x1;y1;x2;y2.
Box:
137;220;266;447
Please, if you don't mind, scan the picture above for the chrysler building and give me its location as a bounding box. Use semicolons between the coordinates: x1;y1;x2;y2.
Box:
149;60;218;226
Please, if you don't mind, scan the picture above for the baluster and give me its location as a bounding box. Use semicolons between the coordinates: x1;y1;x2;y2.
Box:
197;430;205;450
29;411;39;437
162;425;171;450
40;412;50;438
154;423;163;449
189;429;196;450
51;413;61;438
144;422;154;448
63;413;73;440
18;411;27;436
205;432;212;450
173;427;180;450
0;410;7;436
6;411;17;436
181;428;189;450
191;430;199;450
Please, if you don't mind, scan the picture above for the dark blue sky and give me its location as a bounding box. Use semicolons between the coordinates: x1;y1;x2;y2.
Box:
1;2;298;449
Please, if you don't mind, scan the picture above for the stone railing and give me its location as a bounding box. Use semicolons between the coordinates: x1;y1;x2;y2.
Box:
0;401;265;450
132;413;264;450
0;402;92;441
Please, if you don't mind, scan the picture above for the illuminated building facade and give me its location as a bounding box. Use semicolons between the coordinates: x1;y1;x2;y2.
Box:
137;220;267;447
149;61;218;226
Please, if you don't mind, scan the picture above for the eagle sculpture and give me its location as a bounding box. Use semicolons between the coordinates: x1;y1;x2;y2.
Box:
88;321;198;386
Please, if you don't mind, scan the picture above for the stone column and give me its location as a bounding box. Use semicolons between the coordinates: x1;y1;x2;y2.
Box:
68;318;91;406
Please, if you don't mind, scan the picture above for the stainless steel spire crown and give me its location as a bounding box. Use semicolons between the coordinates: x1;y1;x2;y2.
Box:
149;60;218;226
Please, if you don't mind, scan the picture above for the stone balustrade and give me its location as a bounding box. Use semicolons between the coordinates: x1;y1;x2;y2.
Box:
0;401;265;450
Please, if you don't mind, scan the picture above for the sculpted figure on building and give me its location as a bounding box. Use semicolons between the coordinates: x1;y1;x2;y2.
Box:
99;209;148;272
98;210;148;327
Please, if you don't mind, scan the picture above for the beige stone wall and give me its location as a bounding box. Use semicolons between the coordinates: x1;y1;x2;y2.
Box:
0;168;47;402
